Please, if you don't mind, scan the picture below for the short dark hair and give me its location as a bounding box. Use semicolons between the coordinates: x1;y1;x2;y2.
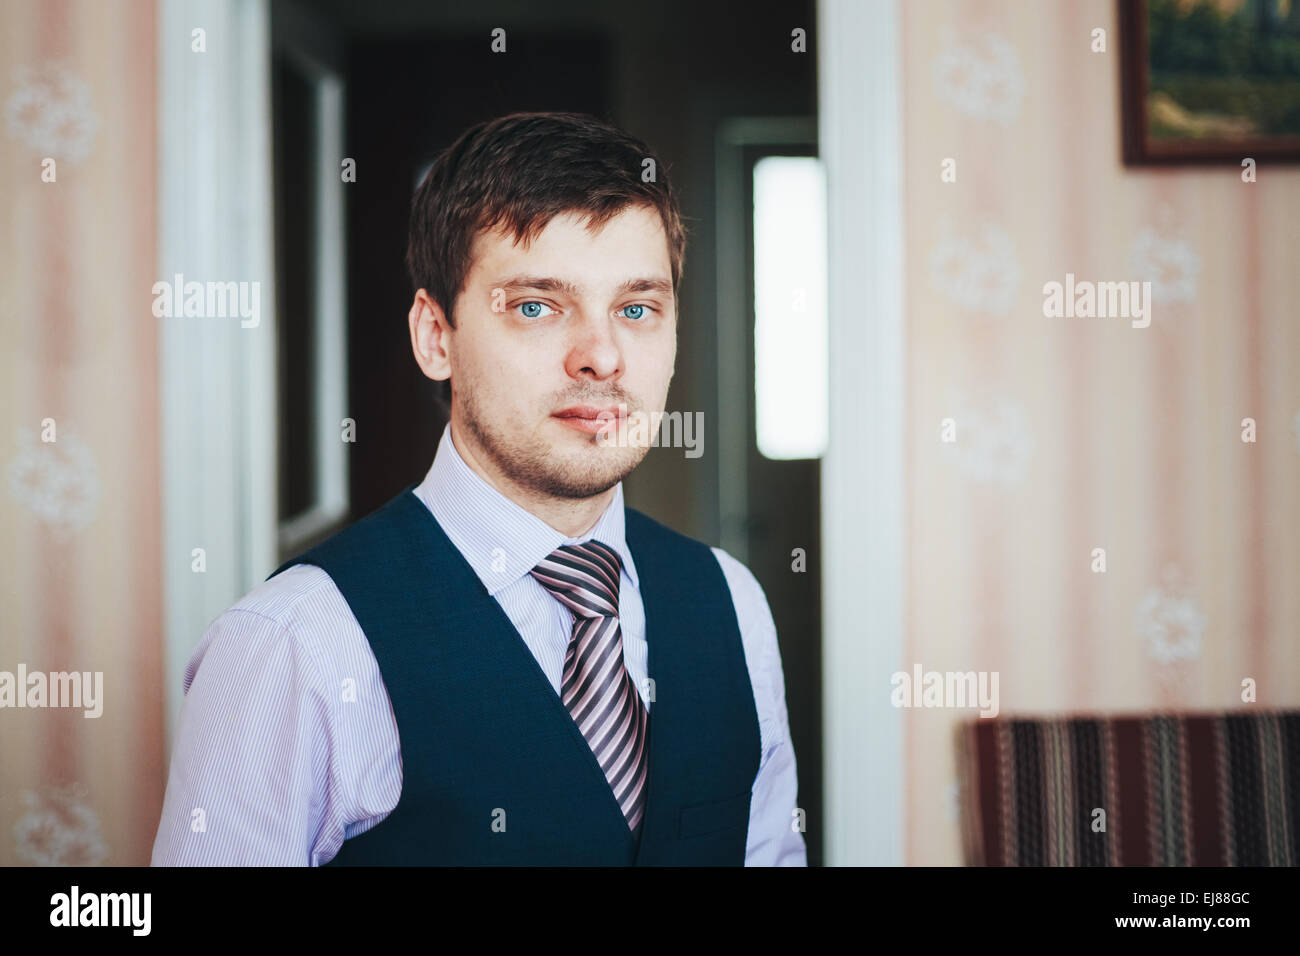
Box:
406;111;687;407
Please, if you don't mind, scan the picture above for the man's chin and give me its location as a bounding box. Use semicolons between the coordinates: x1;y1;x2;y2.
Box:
531;468;627;500
536;445;646;499
460;407;646;500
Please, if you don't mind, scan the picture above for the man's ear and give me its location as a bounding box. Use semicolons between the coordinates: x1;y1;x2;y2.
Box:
409;289;452;383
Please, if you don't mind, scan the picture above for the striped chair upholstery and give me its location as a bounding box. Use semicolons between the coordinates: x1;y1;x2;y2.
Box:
958;711;1300;865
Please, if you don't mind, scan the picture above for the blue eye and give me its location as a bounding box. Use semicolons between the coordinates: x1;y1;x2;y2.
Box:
517;301;554;319
620;304;647;320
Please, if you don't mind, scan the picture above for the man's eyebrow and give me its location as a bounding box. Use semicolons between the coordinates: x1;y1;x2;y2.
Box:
616;277;674;296
493;275;673;297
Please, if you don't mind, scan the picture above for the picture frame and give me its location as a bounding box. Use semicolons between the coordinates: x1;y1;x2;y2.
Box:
1119;0;1300;165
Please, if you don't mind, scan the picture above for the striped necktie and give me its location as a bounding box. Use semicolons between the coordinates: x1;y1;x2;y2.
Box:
530;540;649;832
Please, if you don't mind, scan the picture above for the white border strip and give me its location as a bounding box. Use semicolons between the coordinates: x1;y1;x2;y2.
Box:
818;0;905;865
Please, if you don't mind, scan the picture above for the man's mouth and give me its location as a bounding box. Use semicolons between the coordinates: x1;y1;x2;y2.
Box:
551;405;627;435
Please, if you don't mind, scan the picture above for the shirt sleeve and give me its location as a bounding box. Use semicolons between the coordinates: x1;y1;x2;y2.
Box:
711;547;809;867
150;606;347;866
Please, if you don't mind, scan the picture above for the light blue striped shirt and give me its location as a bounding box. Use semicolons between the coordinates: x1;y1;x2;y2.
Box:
152;423;807;865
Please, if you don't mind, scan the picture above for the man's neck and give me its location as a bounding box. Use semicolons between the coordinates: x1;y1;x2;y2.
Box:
448;420;615;538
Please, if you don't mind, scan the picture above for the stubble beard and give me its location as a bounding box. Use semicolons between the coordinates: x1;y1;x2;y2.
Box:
458;386;650;501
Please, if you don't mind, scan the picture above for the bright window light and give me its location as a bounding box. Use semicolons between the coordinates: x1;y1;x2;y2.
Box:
753;156;828;460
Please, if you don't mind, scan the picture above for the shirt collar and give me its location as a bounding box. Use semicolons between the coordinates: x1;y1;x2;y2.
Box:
413;422;639;596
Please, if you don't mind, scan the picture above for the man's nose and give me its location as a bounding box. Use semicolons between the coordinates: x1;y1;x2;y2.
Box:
564;308;622;381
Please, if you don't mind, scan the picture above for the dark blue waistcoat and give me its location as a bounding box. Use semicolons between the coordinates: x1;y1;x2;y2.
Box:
268;487;761;865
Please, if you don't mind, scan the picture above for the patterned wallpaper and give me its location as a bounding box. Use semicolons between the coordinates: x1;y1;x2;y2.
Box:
901;0;1300;864
0;0;162;865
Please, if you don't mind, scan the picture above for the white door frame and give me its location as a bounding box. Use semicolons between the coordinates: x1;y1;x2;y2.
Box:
818;0;906;865
157;0;278;748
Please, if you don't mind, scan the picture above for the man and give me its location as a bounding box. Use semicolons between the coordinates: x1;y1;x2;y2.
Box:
152;111;806;866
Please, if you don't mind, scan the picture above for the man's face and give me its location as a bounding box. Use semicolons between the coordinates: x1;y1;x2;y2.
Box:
447;204;677;501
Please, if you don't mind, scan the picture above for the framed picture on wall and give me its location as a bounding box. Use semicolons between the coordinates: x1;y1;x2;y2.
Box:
1119;0;1300;164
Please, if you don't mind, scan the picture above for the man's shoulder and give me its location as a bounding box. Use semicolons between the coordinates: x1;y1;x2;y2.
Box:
182;564;358;697
623;505;717;561
623;504;686;541
707;546;769;611
228;562;349;631
269;488;424;581
623;507;770;613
